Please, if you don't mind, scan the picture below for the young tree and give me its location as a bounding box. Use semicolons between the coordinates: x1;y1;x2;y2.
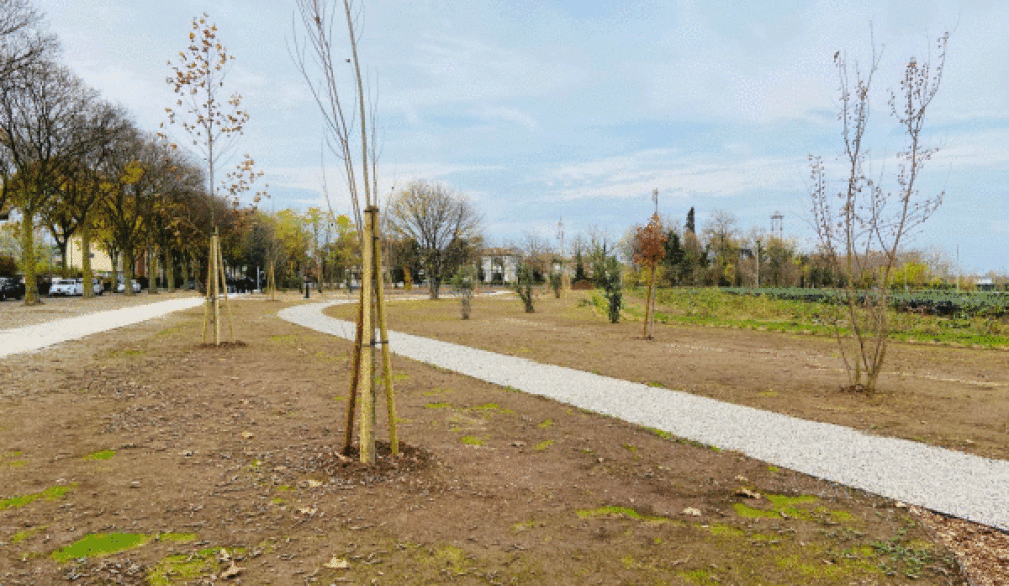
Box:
602;255;623;323
384;180;482;299
809;31;948;393
293;0;395;463
632;214;667;339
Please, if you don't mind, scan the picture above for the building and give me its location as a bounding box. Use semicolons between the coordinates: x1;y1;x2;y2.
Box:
479;248;519;284
66;235;115;275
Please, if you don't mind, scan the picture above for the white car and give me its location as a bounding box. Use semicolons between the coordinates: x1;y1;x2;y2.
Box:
116;279;141;293
50;278;82;296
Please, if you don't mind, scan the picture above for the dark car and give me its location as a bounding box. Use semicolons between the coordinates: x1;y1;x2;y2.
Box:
0;277;25;301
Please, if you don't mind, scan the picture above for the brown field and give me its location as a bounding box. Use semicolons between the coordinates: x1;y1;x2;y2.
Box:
0;290;1002;584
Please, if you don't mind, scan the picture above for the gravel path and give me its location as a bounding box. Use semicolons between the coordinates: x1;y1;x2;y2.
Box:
0;296;206;358
279;301;1009;531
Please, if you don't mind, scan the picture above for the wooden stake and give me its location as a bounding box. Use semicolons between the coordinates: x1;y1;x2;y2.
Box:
371;207;398;456
217;238;234;343
213;233;221;346
358;208;375;463
343;295;364;456
203;236;215;344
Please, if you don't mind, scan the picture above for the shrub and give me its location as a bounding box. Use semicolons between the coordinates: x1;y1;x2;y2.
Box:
513;264;536;313
602;256;622;323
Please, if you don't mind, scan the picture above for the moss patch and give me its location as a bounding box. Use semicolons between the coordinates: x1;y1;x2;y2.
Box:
147;547;221;585
533;440;553;451
1;484;75;511
460;435;484;446
576;506;667;523
83;449;115;461
51;533;151;563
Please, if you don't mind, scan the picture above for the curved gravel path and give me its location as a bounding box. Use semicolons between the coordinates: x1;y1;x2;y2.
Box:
279;300;1009;531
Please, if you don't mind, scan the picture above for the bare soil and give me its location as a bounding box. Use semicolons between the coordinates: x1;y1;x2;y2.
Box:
0;292;989;584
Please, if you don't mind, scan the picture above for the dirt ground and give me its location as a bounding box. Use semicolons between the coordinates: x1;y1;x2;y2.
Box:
0;291;994;584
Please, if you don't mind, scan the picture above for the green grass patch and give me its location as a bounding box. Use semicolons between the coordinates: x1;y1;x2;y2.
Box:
51;533;151;563
269;334;297;344
576;506;667;522
147;547;221;586
537;419;553;429
83;449;115;461
646;381;665;388
644;427;673;440
707;523;744;537
424;402;452;409
733;503;779;518
460;435;483;446
12;525;46;544
1;484;75;511
533;440;553;451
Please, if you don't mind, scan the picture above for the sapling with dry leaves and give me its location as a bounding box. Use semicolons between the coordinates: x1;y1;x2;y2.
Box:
809;30;948;393
632;207;668;340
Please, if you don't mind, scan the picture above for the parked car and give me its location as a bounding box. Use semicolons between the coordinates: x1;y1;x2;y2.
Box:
50;278;82;296
89;278;103;296
0;277;25;301
116;279;141;293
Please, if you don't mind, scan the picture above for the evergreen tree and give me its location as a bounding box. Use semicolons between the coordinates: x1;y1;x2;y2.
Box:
685;207;696;234
663;230;684;285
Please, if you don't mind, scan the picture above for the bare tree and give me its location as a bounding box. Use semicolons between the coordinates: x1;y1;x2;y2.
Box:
384;180;481;300
809;31;948;392
293;0;395;464
0;0;57;79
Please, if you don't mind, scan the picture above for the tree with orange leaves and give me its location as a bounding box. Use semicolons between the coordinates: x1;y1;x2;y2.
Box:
632;210;667;340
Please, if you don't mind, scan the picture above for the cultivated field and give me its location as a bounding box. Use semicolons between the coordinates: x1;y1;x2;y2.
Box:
0;290;1003;584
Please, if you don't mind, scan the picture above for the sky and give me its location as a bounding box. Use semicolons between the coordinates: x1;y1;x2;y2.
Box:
33;0;1009;273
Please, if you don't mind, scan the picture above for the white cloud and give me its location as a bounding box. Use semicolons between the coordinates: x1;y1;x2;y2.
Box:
546;149;807;201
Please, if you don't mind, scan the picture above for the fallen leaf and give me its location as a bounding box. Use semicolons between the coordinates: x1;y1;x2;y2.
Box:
734;475;749;483
324;557;350;570
218;549;231;562
297;506;318;516
735;488;761;499
682;507;702;517
241;431;253;440
306;479;323;488
220;563;242;579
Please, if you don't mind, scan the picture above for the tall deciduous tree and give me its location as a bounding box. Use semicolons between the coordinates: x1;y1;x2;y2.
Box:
809;31;948;393
385;180;481;300
0;62;93;304
0;0;57;81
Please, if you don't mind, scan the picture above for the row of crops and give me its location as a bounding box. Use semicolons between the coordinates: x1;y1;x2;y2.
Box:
720;287;1009;318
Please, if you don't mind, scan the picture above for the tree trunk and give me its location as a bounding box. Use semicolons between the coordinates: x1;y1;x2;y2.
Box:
21;209;38;305
82;226;94;299
148;246;159;294
165;250;175;293
123;248;135;297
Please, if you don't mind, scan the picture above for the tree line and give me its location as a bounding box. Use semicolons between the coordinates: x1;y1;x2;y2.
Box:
0;3;268;304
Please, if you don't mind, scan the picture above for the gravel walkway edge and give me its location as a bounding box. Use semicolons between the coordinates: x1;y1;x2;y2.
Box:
279;301;1009;531
0;297;206;358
